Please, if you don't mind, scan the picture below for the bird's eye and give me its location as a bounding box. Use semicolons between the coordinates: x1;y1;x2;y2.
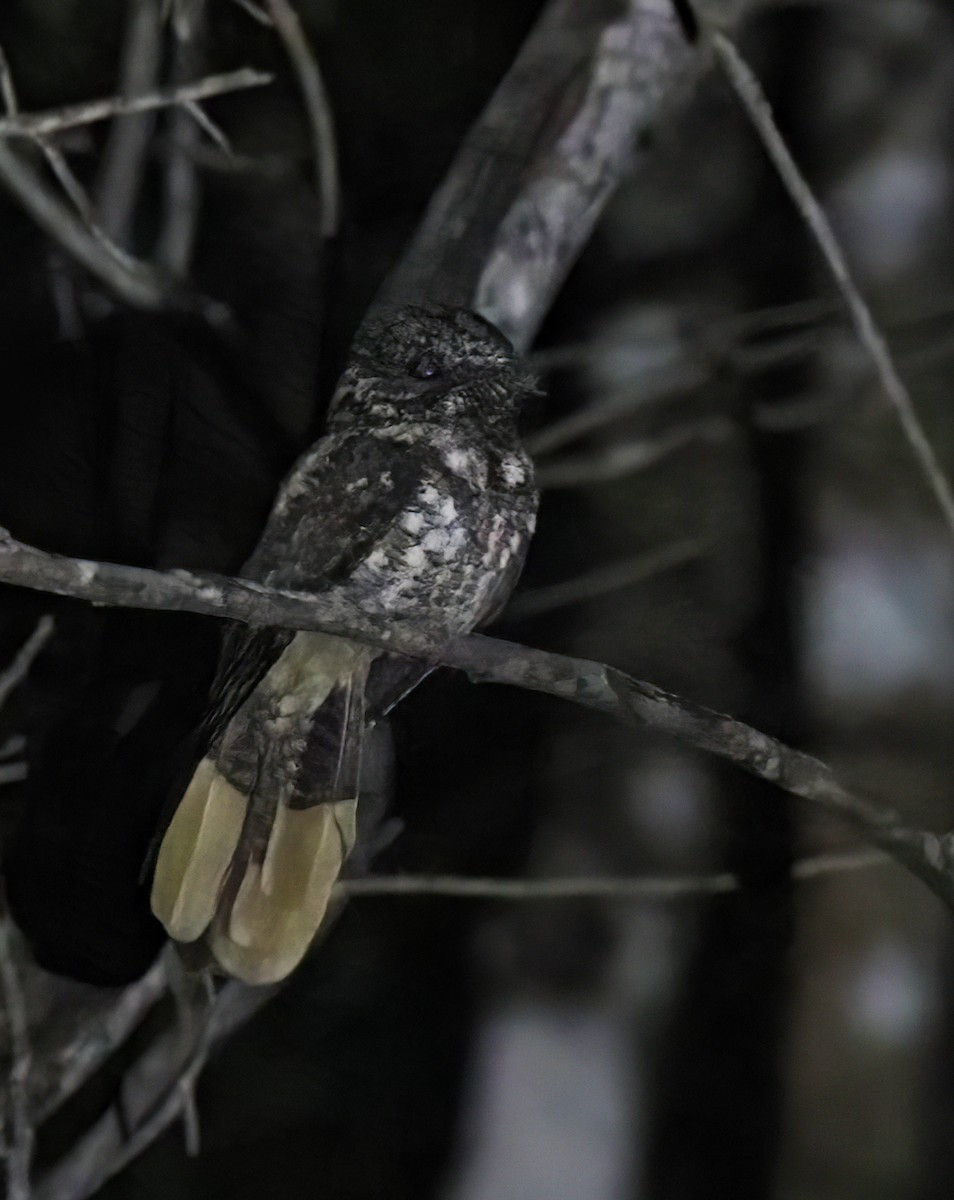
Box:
409;354;441;380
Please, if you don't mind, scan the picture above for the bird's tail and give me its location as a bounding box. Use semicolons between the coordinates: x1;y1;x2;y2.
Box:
151;632;371;983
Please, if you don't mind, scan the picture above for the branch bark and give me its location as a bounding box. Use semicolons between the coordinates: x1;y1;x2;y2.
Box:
2;526;951;910
374;0;703;352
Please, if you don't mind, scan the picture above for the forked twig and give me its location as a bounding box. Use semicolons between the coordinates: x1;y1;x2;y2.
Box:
0;69;273;141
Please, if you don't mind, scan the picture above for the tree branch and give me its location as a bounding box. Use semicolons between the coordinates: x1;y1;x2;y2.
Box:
0;616;53;709
711;29;954;539
1;526;952;910
0;921;34;1200
0;69;273;141
339;848;892;901
265;0;340;237
374;0;704;352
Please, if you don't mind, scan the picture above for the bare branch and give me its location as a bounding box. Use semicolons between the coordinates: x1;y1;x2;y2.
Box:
182;100;232;155
230;0;273;25
535;417;733;489
32;959;169;1125
0;920;34;1200
0;139;229;322
507;536;711;618
265;0;340;237
0;69;273;141
0;527;950;910
711;30;954;539
155;1;206;276
34;974;276;1200
339;848;892;901
376;0;704;352
0;616;54;710
0;45;19;117
525;363;709;457
93;0;164;245
0;736;25;760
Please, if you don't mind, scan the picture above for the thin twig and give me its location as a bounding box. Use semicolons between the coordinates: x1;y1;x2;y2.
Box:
0;528;950;910
712;30;954;537
0;919;34;1200
507;536;711;619
339;848;893;901
525;363;709;457
0;40;127;280
0;45;19;117
155;0;206;276
265;0;340;237
33;958;169;1125
231;0;273;24
0;139;227;321
183;100;232;155
0;735;25;760
34;977;277;1200
0;69;273;141
535;417;733;489
0;616;54;710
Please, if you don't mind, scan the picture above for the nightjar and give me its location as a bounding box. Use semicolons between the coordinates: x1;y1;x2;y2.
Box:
150;305;539;983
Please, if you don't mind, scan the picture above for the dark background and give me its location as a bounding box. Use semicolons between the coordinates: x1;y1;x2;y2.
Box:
2;1;954;1198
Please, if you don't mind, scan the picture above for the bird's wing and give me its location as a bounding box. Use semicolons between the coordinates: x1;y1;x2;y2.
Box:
151;433;428;981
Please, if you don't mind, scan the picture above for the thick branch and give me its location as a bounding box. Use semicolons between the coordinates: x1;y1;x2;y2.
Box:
2;526;952;909
375;0;704;351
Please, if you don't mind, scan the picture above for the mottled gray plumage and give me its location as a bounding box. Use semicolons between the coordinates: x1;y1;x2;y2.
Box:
151;306;539;982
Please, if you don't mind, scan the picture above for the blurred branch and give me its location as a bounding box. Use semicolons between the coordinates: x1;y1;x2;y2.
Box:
0;921;33;1200
375;0;707;352
0;69;272;141
535;417;733;488
0;138;229;322
230;0;273;25
0;617;53;709
507;535;711;618
0;526;952;911
34;968;277;1200
32;961;168;1125
712;29;954;537
155;0;206;275
0;736;26;759
340;847;892;901
265;0;340;237
525;363;709;457
93;0;164;246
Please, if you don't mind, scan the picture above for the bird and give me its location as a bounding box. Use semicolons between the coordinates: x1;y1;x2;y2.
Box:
150;304;540;984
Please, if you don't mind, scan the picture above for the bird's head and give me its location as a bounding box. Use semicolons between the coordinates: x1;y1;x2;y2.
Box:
328;305;539;430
